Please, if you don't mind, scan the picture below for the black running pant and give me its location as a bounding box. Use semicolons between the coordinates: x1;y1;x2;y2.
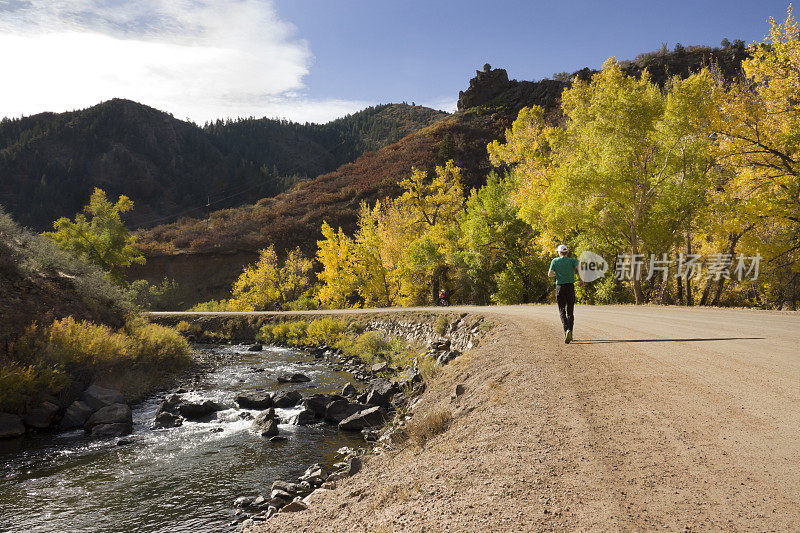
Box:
556;283;575;332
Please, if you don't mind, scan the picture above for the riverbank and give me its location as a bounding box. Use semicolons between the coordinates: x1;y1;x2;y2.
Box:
147;310;491;529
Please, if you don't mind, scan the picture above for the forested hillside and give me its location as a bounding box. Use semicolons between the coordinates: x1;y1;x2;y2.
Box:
0;101;444;230
130;43;752;306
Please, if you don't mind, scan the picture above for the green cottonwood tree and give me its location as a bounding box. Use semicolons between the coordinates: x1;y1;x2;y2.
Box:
45;188;144;281
491;60;714;303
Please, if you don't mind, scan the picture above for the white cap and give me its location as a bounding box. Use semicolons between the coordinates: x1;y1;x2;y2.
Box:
556;244;569;253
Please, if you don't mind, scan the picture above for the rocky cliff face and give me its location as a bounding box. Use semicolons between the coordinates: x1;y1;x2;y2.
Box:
125;249;259;309
457;64;511;111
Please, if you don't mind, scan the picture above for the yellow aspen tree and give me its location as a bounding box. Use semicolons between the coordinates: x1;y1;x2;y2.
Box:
316;222;358;308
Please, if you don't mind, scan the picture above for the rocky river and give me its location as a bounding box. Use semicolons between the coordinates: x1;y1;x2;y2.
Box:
0;344;366;533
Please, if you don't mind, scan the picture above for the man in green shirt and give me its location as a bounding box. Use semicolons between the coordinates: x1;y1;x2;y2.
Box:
548;244;583;344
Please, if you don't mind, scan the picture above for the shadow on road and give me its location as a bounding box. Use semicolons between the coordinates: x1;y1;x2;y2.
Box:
571;337;764;344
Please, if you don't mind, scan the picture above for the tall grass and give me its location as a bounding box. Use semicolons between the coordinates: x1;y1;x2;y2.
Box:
14;317;191;372
0;362;69;415
4;317;192;413
404;408;452;447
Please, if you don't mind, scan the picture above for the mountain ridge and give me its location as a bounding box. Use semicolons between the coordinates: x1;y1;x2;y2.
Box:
0;99;446;230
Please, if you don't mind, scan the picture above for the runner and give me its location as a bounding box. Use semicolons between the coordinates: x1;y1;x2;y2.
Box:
548;244;584;343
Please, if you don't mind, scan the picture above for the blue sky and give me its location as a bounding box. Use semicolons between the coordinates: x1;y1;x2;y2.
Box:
0;0;792;123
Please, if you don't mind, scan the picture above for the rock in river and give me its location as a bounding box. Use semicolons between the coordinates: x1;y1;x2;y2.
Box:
60;401;94;430
290;408;316;426
91;423;133;438
0;412;25;439
22;401;60;429
85;403;133;437
253;409;279;437
153;411;183;429
155;394;182;417
272;390;302;408
235;391;273;409
178;400;221;420
277;372;311;383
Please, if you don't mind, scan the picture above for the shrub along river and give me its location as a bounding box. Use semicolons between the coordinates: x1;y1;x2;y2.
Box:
0;345;364;533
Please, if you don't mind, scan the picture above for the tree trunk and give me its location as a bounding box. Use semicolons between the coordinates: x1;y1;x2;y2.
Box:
685;233;694;306
630;232;644;304
699;282;712;306
711;232;740;306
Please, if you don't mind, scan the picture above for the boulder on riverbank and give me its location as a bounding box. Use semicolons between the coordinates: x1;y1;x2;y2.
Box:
302;394;344;418
60;401;94;430
22;401;60;429
0;413;25;439
364;379;399;409
397;368;422;388
339;406;386;431
85;403;133;437
324;400;370;423
436;349;460;366
81;385;125;411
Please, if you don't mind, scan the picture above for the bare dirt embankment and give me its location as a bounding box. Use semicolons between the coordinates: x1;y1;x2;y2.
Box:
155;305;800;532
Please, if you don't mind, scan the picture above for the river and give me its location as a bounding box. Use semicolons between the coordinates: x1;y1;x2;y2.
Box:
0;344;364;533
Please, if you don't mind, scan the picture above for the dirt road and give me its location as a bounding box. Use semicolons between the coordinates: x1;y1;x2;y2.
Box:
236;305;800;532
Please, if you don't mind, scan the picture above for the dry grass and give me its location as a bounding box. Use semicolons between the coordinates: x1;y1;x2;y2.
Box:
404;408;453;448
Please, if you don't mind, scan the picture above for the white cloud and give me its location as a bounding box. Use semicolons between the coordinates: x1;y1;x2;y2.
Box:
420;97;458;113
0;0;365;123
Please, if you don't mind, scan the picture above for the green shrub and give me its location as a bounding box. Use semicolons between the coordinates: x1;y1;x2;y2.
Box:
286;294;319;311
13;316;191;375
258;319;417;373
0;208;132;317
188;299;235;312
126;318;191;367
127;278;182;311
350;330;398;364
15;317;133;372
0;362;69;414
306;317;347;345
287;320;309;345
259;322;290;344
434;315;449;336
